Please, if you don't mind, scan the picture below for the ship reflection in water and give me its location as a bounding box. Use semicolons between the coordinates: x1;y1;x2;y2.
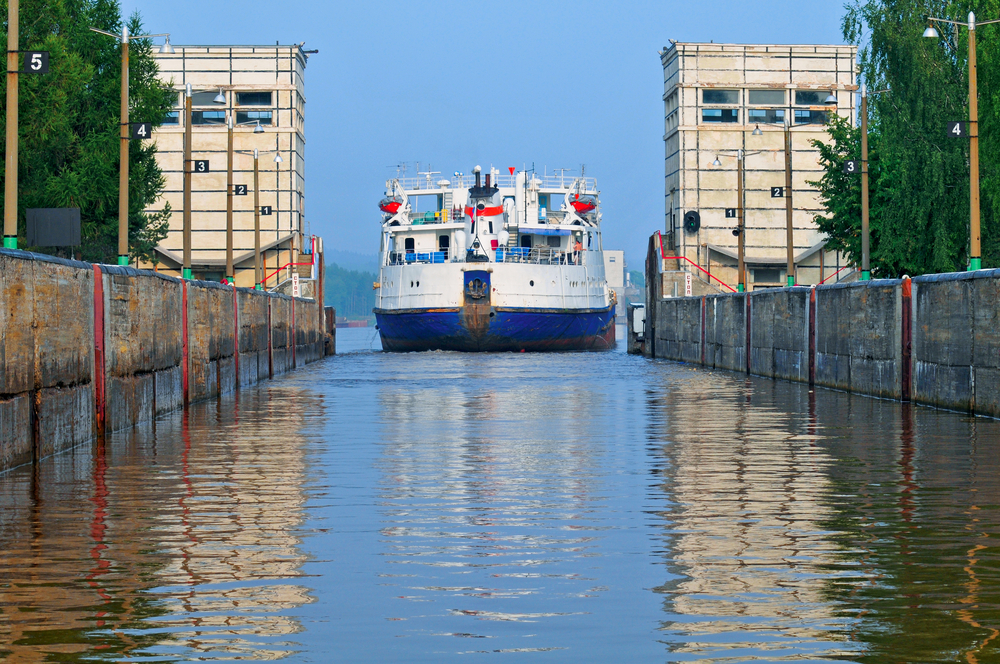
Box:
3;327;1000;661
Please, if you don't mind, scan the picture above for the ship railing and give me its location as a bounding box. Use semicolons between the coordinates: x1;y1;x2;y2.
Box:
387;251;454;265
395;174;598;193
494;247;586;265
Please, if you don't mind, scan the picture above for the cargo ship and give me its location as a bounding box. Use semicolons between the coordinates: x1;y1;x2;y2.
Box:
373;165;615;352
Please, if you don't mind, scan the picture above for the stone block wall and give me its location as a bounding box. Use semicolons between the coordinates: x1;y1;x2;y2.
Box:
0;248;332;473
912;270;1000;416
643;264;1000;419
814;279;902;399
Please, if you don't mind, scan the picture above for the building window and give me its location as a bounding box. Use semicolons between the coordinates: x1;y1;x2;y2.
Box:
237;110;273;125
237;91;273;106
794;90;827;105
753;268;782;283
162;111;179;125
748;89;785;105
702;108;738;123
794;109;828;125
191;110;225;125
748;108;785;124
191;91;224;106
702;89;738;104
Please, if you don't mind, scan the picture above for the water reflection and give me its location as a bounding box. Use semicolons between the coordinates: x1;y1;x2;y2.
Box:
4;331;1000;662
0;387;319;661
647;369;1000;663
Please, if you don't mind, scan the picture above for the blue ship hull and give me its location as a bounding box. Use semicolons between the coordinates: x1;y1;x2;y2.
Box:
374;305;617;352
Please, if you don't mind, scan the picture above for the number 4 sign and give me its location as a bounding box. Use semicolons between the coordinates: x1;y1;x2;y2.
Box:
131;123;152;140
947;121;968;138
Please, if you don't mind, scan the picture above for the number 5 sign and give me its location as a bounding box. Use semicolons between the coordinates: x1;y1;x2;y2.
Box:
23;51;49;74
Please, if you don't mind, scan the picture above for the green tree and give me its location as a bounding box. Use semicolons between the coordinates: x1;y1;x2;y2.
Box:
324;263;377;320
0;0;174;263
813;0;1000;276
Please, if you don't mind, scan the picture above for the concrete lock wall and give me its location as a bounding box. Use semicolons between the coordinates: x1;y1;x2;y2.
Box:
643;265;1000;419
0;248;334;473
912;270;1000;417
814;279;903;399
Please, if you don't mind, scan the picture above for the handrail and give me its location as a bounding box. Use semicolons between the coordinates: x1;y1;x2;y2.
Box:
818;265;854;285
264;261;314;288
661;256;739;293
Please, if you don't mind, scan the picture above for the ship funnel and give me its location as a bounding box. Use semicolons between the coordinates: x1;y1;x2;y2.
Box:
485;174;491;189
475;170;481;188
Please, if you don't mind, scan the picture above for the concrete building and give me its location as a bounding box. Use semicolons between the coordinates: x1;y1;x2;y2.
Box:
142;44;313;288
603;249;626;320
661;42;857;290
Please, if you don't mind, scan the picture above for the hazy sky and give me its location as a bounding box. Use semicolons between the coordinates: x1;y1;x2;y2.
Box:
121;0;850;269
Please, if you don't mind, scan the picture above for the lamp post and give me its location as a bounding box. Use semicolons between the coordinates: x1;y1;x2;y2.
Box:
227;116;265;283
712;149;749;292
238;147;282;289
90;27;172;266
784;121;794;286
182;84;226;279
925;12;1000;271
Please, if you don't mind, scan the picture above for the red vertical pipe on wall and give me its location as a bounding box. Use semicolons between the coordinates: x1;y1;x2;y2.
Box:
808;287;816;387
700;296;706;365
291;296;296;369
232;285;239;390
901;277;912;402
182;281;189;406
745;293;752;375
267;295;274;379
93;266;105;435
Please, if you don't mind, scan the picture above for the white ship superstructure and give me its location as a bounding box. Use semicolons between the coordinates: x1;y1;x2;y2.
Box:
374;165;616;352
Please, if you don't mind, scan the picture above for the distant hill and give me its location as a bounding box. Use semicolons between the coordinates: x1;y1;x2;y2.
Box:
324;262;377;320
326;250;379;274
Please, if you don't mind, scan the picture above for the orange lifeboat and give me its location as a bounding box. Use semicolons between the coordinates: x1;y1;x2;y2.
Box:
379;196;403;214
570;194;597;215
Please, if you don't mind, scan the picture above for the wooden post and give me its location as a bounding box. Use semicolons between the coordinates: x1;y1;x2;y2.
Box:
183;84;193;279
118;28;130;265
785;122;795;286
4;0;18;248
969;13;981;270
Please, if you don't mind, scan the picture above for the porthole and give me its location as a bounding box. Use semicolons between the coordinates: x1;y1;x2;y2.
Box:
529;280;534;287
416;281;420;287
410;281;413;287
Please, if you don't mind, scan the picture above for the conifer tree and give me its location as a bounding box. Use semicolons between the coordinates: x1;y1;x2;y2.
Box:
813;0;1000;275
0;0;174;263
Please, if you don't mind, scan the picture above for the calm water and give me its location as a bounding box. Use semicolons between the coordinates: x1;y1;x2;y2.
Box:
3;327;1000;662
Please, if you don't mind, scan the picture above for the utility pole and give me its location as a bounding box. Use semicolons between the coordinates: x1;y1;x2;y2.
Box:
737;151;745;292
4;0;18;249
118;26;130;265
254;149;261;289
226;114;234;282
183;83;192;279
861;85;870;281
784;122;794;287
